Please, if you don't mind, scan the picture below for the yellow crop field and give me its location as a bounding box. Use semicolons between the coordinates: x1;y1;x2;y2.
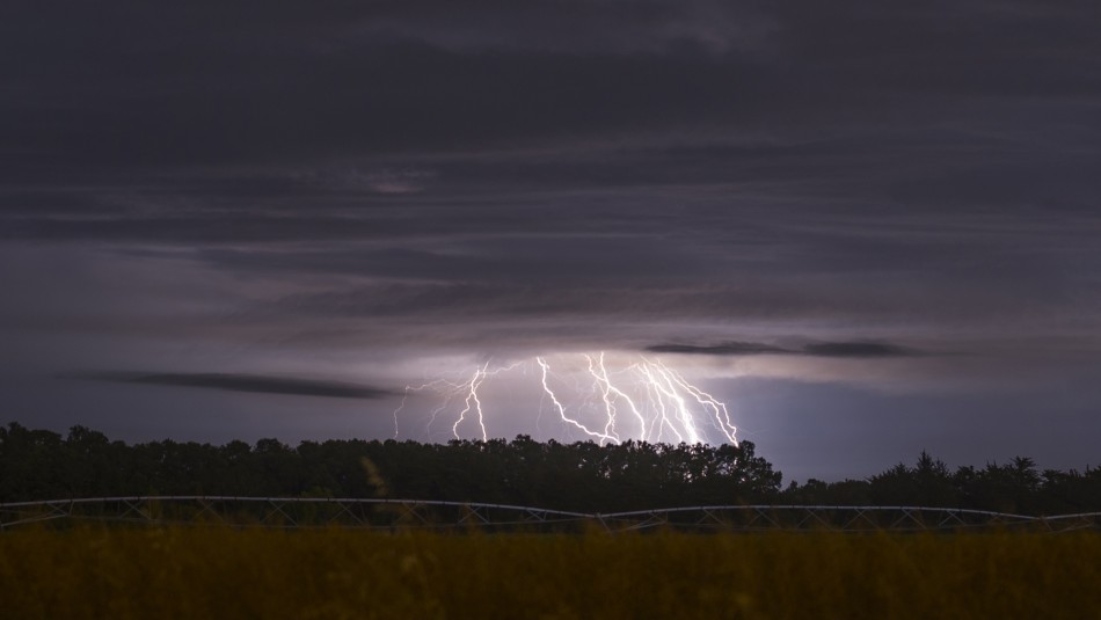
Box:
1;527;1099;619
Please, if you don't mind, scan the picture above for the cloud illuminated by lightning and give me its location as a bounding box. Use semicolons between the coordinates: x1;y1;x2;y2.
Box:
393;353;737;445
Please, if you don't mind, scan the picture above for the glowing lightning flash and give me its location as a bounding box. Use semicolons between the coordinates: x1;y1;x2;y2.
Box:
537;356;619;445
454;363;489;440
392;353;738;446
587;352;648;443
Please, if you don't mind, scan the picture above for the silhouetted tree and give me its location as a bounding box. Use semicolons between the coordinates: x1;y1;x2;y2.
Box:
5;423;1100;515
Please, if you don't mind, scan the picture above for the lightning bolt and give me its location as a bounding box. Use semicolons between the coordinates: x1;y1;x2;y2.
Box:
392;377;468;439
454;363;489;441
653;358;738;444
392;352;738;446
537;356;620;445
587;352;648;442
638;360;698;443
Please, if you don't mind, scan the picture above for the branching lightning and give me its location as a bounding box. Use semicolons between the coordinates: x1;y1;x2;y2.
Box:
537;356;619;445
393;353;738;445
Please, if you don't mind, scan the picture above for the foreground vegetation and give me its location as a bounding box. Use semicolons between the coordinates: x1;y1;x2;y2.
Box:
6;423;1101;515
0;423;780;510
1;527;1099;619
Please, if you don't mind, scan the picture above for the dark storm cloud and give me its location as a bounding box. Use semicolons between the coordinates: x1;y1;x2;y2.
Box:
201;235;716;283
800;342;918;358
3;30;775;169
646;341;923;358
646;342;789;356
0;0;1097;344
3;0;1099;294
2;0;1097;178
64;372;395;400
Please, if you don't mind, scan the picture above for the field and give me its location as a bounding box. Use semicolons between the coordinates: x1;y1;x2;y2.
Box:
2;527;1099;619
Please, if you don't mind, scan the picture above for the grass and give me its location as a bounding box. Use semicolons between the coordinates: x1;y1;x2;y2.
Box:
1;527;1099;619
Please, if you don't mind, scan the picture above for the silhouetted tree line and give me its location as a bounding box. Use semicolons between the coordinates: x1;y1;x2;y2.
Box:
0;424;779;512
782;451;1101;515
4;424;1100;514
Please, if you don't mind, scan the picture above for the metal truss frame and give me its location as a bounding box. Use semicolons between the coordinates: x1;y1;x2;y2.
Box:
3;497;1100;532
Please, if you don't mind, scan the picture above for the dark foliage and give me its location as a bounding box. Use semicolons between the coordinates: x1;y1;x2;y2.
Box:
781;451;1101;515
5;423;1100;515
0;424;780;512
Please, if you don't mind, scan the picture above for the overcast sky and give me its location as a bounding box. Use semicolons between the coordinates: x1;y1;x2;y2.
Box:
3;0;1100;481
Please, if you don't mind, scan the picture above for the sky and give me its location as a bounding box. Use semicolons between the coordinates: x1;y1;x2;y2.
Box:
2;0;1100;482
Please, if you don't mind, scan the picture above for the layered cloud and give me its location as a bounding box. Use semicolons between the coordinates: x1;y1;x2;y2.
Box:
65;372;395;400
645;341;922;358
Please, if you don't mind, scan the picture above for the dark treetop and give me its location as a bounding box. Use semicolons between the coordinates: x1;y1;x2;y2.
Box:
4;424;1101;516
